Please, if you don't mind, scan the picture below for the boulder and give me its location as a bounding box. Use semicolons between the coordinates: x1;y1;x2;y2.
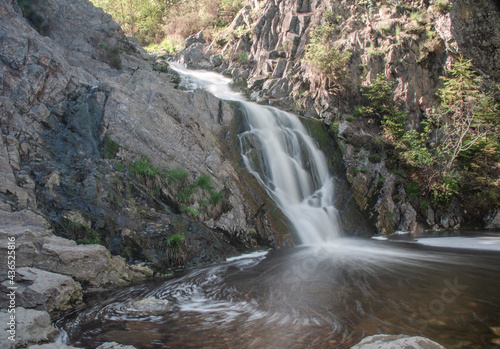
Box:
0;210;151;286
97;342;137;349
29;344;83;349
351;334;445;349
485;209;500;229
185;30;206;48
0;308;58;348
0;268;83;316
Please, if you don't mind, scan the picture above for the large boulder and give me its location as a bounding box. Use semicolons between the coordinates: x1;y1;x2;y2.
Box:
0;268;83;316
0;210;151;286
0;308;58;348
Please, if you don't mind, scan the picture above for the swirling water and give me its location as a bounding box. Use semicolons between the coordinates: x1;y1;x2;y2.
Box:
56;66;500;348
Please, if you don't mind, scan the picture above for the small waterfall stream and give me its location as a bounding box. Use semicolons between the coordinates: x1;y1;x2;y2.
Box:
170;63;341;244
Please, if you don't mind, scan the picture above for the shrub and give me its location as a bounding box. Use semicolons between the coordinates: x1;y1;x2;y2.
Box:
133;156;161;178
237;50;249;63
166;168;189;185
195;174;212;190
103;136;119;159
304;21;351;81
99;41;122;69
77;230;100;245
434;0;452;13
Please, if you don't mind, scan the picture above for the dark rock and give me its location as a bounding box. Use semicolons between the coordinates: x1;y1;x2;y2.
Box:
184;30;206;49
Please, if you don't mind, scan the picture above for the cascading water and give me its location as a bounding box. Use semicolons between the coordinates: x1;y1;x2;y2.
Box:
170;63;341;244
57;64;500;349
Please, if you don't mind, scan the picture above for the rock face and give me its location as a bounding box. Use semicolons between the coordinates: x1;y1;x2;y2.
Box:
351;334;446;349
176;0;500;235
0;0;290;283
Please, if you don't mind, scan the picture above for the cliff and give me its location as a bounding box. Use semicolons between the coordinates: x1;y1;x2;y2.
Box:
174;0;500;235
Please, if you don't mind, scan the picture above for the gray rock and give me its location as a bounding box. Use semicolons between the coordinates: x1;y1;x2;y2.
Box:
398;203;418;233
29;344;83;349
210;54;223;67
185;30;206;48
0;308;58;348
0;210;151;286
130;297;172;313
0;268;83;316
96;342;137;349
485;209;500;229
351;334;445;349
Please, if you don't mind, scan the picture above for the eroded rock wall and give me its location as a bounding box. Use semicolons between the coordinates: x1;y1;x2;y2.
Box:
181;0;500;235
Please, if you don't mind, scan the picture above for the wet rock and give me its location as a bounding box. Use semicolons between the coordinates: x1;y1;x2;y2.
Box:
130;297;172;313
0;308;58;348
97;342;137;349
485;209;500;229
398;203;419;233
351;334;445;349
210;54;223;67
29;344;83;349
0;268;83;316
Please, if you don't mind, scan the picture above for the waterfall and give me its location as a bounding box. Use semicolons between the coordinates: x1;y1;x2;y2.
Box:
170;63;341;244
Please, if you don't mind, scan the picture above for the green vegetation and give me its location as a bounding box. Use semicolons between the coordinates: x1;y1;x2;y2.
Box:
304;14;351;83
434;0;453;13
237;50;249;63
363;59;500;208
76;230;100;245
145;37;183;54
166;233;185;249
99;41;121;69
103;136;120;159
17;0;45;33
91;0;245;48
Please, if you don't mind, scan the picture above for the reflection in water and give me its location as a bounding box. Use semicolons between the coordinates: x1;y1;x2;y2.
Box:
57;240;500;348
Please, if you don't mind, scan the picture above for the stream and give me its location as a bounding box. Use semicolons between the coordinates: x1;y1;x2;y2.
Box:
56;65;500;349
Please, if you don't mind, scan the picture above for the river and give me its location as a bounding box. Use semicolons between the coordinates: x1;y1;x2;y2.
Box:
56;65;500;349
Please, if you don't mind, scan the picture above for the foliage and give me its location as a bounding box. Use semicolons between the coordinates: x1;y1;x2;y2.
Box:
103;136;119;159
363;73;407;140
436;57;499;169
91;0;245;47
133;156;161;178
434;0;453;13
76;230;100;245
17;0;45;33
165;168;189;185
365;58;500;208
145;37;183;54
166;233;185;249
237;50;249;63
304;19;351;82
99;41;121;69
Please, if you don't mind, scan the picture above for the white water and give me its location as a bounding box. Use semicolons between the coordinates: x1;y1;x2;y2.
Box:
170;63;341;244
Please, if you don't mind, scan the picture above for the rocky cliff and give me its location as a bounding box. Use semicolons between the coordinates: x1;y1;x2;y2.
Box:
174;0;500;235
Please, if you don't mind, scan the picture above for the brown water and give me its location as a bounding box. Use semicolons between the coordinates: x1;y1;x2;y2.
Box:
56;238;500;349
